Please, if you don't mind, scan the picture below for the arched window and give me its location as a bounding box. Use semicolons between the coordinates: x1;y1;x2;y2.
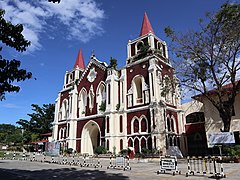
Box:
128;138;133;147
173;136;177;146
62;99;69;119
136;41;144;54
141;118;147;132
59;127;66;140
106;139;109;150
67;123;70;137
97;83;106;113
120;139;123;150
162;44;166;57
89;88;94;111
147;137;152;150
58;128;61;139
171;118;175;132
106;116;110;133
167;117;171;132
135;77;142;102
157;42;163;55
78;89;87;116
154;136;157;149
119;115;123;133
134;138;139;153
169;136;173;146
133;119;139;133
108;84;111;104
133;76;144;104
141;138;146;149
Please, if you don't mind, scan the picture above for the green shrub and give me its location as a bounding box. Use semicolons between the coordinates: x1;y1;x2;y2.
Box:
64;148;73;154
134;152;142;158
141;148;159;155
95;146;107;155
223;145;240;157
109;58;118;69
0;151;5;157
116;104;120;111
99;101;106;112
141;148;151;155
119;149;128;155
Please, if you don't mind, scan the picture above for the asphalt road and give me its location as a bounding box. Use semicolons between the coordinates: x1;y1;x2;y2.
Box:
0;158;240;180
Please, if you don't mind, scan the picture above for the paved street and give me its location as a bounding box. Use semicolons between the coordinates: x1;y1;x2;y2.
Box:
0;158;240;180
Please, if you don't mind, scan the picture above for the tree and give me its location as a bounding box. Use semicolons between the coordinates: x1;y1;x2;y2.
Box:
0;124;23;145
0;9;32;100
109;57;118;69
165;3;240;132
17;103;55;143
136;43;150;60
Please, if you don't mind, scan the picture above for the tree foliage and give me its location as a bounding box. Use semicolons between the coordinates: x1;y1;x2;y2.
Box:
165;3;240;132
17;103;55;143
0;124;23;145
109;57;118;69
137;43;150;59
0;9;32;100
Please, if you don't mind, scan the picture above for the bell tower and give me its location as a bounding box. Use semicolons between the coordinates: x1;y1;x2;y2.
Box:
125;12;183;155
63;49;86;150
63;49;85;88
127;12;168;64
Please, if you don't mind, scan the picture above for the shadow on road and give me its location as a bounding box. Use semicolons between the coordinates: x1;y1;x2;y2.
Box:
0;167;129;180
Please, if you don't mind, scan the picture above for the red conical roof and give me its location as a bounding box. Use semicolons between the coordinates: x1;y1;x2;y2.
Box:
139;12;155;36
74;49;85;70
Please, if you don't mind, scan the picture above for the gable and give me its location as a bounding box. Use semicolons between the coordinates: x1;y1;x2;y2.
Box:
77;59;107;95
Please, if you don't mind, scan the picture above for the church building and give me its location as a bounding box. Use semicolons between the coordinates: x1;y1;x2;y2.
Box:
52;13;185;155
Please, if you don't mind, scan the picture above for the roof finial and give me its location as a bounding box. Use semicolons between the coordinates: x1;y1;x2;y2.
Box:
91;50;95;59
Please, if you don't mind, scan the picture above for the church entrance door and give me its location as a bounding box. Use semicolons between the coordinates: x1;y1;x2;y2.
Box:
81;121;100;155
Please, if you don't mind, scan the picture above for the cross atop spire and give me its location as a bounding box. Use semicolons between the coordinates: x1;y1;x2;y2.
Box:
74;48;85;70
139;12;155;37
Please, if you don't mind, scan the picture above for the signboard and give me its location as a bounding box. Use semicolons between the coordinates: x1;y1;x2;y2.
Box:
208;132;235;145
45;141;60;156
160;156;176;170
116;156;124;166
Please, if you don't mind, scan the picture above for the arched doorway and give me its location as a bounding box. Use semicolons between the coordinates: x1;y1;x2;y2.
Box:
185;112;207;156
81;121;100;155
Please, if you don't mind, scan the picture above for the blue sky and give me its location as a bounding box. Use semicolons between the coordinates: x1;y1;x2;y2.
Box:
0;0;228;125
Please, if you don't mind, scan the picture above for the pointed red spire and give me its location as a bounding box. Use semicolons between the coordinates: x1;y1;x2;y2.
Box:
74;49;85;70
139;12;155;36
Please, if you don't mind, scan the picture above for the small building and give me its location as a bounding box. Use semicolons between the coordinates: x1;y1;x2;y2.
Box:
31;132;52;152
52;12;185;155
182;82;240;155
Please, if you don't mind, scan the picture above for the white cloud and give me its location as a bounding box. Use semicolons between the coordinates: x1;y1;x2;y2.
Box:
0;0;105;52
1;103;21;109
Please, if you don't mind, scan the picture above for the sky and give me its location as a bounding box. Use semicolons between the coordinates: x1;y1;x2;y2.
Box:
0;0;229;125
